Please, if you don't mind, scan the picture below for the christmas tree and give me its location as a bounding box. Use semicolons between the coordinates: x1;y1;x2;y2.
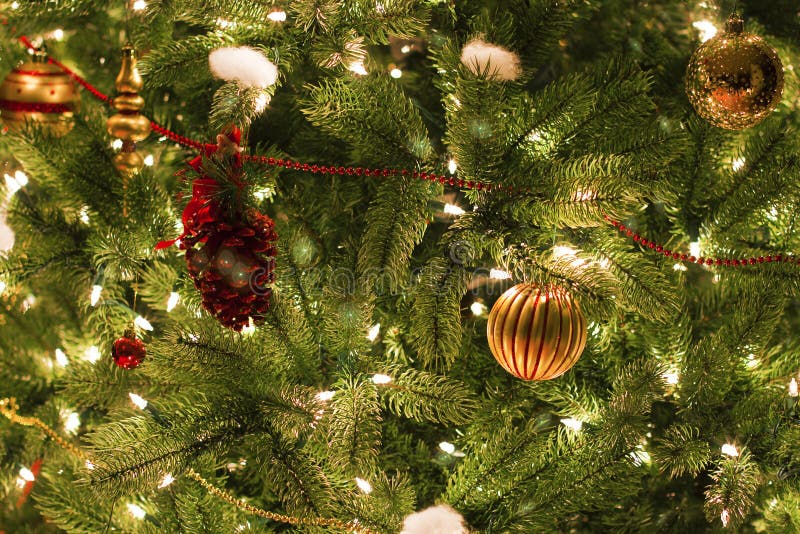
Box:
1;0;800;532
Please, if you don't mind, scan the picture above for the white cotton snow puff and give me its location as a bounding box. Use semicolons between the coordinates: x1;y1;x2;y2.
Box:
460;38;521;81
208;46;279;88
401;505;468;534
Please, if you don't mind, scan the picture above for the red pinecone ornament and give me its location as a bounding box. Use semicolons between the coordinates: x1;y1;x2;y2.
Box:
184;208;277;331
112;333;146;369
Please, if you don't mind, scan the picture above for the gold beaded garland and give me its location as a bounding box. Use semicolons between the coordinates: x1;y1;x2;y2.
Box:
487;284;586;381
685;13;784;130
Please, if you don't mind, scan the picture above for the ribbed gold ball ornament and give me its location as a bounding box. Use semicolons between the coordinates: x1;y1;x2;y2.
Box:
486;284;586;381
0;51;80;136
685;13;784;130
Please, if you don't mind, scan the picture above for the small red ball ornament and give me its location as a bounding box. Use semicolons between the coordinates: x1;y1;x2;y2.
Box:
486;284;587;380
112;332;146;369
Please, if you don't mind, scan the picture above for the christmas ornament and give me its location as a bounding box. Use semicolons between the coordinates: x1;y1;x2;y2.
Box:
686;13;784;130
112;330;146;369
460;38;521;81
157;128;278;331
0;50;79;136
106;45;151;175
486;284;586;380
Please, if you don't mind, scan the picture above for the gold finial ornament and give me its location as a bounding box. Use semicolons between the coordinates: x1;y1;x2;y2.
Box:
0;50;80;136
685;13;784;130
107;45;151;175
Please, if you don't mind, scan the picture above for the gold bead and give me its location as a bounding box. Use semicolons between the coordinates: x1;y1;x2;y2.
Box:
686;14;784;130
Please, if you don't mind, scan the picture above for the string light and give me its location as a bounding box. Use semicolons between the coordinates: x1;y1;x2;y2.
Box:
62;410;80;434
693;20;718;42
367;323;381;342
22;294;36;311
348;61;368;76
315;391;335;402
54;348;69;367
267;9;287;22
79;206;91;224
254;92;270;113
90;285;103;306
720;509;730;527
134;315;153;331
0;280;6;294
166;292;180;312
158;473;175;489
732;157;746;172
143;154;155;166
11;1;19;8
746;353;759;368
663;369;680;385
470;301;487;316
443;203;465;216
689;241;701;258
51;29;64;41
85;460;95;470
489;268;511;280
128;392;148;410
5;170;28;196
84;345;101;364
17;466;35;488
127;503;147;520
439;441;456;454
560;417;583;431
241;317;257;335
390;67;402;79
371;373;392;385
789;377;798;397
673;263;688;272
132;0;147;10
721;443;739;457
354;477;373;494
111;139;124;150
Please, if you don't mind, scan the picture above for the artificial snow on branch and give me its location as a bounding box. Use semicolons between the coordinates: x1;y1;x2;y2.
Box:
208;46;278;88
401;505;468;534
460;38;521;81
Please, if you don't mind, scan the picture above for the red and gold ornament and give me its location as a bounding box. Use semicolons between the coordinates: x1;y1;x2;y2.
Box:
486;283;586;380
157;127;278;331
0;50;80;136
112;331;146;369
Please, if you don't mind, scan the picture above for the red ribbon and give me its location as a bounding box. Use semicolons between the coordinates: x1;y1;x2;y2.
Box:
155;127;242;250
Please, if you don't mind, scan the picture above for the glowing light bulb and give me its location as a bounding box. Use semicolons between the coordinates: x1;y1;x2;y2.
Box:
447;159;457;174
470;301;487;316
315;391;335;402
0;280;6;294
489;268;511;280
62;410;80;434
673;263;688;272
128;392;148;410
158;473;175;488
90;285;103;306
85;460;95;470
84;345;101;364
390;67;402;79
689;242;701;258
400;45;411;54
132;0;147;10
721;443;739;457
166;292;180;312
789;378;798;397
142;154;154;167
732;157;745;172
693;20;718;42
371;373;392;385
663;370;679;385
241;317;256;335
254;92;270;113
52;29;64;40
367;323;381;342
439;441;456;454
5;173;23;196
267;10;287;22
443;203;465;216
560;417;583;431
55;348;69;367
720;509;730;527
134;315;153;331
80;206;91;224
355;477;373;494
348;61;368;76
111;139;124;150
11;1;19;8
19;466;35;482
127;503;146;520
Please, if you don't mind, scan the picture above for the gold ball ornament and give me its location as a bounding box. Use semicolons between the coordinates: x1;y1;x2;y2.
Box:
686;14;784;130
487;284;587;381
0;51;80;136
